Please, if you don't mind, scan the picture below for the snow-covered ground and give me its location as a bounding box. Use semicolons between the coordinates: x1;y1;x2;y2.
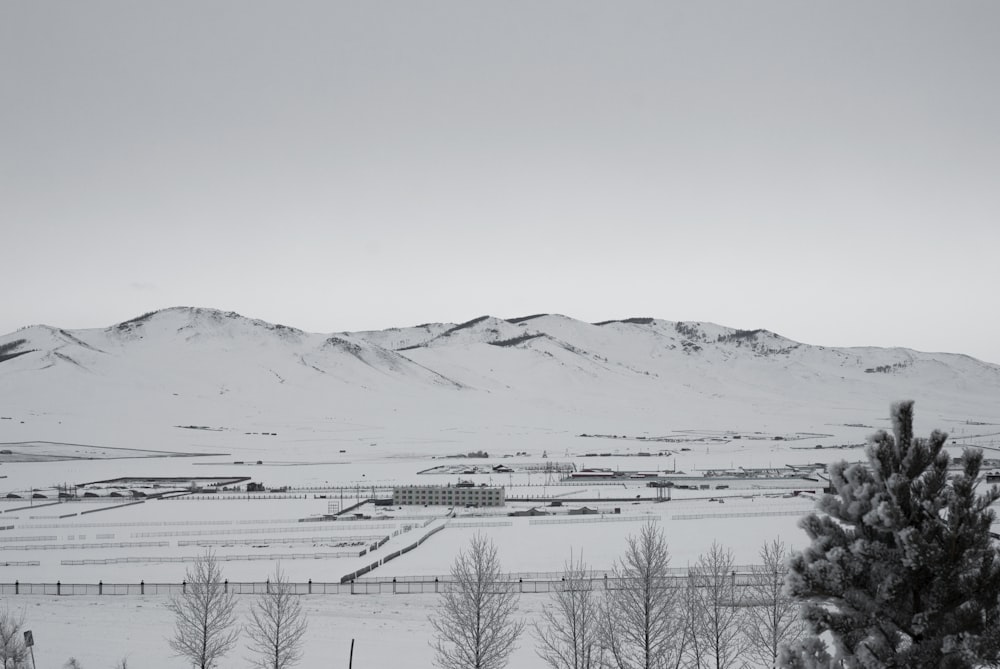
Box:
0;433;854;668
0;434;983;668
3;308;1000;666
9;592;556;669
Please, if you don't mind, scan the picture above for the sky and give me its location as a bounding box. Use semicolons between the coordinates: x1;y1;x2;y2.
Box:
2;1;999;363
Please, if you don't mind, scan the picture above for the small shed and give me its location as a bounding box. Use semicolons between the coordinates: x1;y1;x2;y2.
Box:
508;507;549;517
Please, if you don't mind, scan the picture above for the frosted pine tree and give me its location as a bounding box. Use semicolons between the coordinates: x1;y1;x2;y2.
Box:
781;400;1000;669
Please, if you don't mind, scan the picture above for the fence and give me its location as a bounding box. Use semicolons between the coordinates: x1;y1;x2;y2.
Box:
295;521;408;530
175;536;378;547
285;485;395;494
77;500;146;516
166;494;311;500
4;501;64;512
356;564;771;583
19;517;307;530
672;510;807;521
326;570;791;597
528;515;660;525
133;524;402;539
60;549;364;566
0;580;352;596
0;569;788;598
3;540;169;551
339;521;446;583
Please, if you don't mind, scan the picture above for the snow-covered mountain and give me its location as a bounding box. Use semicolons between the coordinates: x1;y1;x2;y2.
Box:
1;307;998;452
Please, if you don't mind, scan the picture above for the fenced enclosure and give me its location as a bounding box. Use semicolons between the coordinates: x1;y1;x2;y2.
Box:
1;565;788;600
59;549;365;566
528;515;661;525
4;540;169;551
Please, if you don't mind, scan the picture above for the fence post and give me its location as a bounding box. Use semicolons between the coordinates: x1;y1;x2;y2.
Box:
141;580;145;595
519;578;523;593
224;579;228;593
434;577;439;593
182;580;186;594
392;578;396;594
604;574;608;590
14;581;17;595
99;580;103;595
57;580;61;596
308;579;312;595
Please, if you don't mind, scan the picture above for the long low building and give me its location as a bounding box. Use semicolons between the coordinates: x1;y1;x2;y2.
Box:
392;484;505;507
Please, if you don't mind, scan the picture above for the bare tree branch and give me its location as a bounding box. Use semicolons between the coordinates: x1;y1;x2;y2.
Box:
430;532;525;669
0;607;28;669
246;564;308;669
534;550;604;669
166;551;240;669
743;539;803;669
601;520;684;669
686;542;747;669
679;573;705;669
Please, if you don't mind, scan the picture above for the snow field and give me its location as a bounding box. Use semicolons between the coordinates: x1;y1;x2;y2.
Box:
10;592;556;669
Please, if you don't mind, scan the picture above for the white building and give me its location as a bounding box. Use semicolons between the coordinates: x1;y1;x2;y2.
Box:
392;485;505;507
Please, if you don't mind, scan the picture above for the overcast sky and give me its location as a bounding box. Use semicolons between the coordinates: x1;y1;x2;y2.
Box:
3;1;999;363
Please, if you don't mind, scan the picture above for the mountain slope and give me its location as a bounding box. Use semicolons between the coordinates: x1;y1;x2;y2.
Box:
1;307;998;451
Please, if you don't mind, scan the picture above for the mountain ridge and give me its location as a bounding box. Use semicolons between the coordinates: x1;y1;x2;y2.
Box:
3;306;998;385
3;305;990;363
2;306;998;451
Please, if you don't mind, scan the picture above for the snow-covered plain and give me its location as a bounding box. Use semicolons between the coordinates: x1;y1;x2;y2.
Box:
2;308;1000;666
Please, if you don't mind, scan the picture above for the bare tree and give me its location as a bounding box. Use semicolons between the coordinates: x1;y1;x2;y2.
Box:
743;539;803;668
687;542;746;669
246;565;308;669
430;532;525;669
534;550;603;669
601;520;684;669
0;607;28;669
166;551;240;669
679;573;706;669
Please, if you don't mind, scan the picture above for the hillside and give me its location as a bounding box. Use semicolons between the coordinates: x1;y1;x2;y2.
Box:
1;307;998;453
